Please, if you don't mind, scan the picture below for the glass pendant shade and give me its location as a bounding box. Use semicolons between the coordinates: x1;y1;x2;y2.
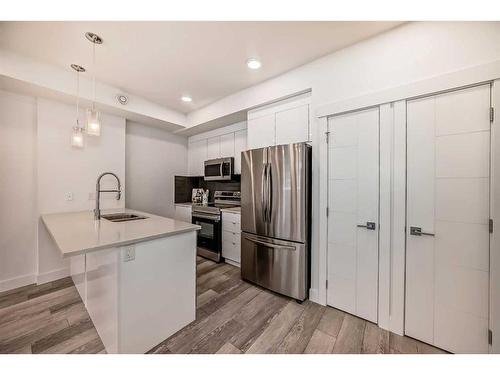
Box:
71;126;84;148
86;108;101;136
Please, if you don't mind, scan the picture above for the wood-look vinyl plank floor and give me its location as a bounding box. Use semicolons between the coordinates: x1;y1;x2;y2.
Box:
0;259;448;354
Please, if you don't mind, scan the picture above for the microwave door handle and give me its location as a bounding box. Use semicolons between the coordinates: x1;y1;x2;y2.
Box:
220;163;223;177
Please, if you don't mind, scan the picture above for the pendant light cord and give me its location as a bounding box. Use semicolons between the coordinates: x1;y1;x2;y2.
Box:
92;39;96;110
76;70;80;128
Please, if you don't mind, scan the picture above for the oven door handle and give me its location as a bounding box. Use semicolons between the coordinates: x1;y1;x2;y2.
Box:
192;213;220;222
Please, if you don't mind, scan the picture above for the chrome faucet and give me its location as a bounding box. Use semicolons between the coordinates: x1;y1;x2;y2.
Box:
94;172;121;220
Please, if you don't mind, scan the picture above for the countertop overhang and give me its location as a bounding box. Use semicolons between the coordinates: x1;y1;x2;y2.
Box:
41;208;200;258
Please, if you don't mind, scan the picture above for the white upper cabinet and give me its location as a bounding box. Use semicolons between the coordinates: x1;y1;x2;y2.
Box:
187;122;247;176
219;133;235;158
207;136;221;159
233;129;247;174
247;113;275;149
247;92;311;150
188;139;207;176
275;104;309;145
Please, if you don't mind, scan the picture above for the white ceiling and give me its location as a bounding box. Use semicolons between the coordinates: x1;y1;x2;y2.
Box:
0;21;403;113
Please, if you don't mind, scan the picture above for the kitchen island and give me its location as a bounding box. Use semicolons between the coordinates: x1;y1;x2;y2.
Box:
41;208;200;354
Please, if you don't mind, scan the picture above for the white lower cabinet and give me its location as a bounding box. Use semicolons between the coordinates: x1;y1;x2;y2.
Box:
80;233;197;353
222;211;241;266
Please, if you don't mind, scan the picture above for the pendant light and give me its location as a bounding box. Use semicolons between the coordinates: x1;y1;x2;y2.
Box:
85;32;103;136
70;64;86;148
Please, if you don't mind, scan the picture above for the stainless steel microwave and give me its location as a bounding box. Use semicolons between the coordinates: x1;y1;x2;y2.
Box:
204;157;234;181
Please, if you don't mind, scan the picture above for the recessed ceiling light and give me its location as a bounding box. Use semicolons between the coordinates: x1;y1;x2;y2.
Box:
181;96;192;102
246;58;262;70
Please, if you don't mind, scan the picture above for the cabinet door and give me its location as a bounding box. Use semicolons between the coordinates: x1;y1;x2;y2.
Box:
275;104;309;145
219;133;235;158
247;113;275;149
188;139;207;176
233;129;247;174
207;136;220;159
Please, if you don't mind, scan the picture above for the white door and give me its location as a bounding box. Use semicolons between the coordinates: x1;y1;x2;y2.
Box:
247;113;275;149
405;85;491;353
327;107;379;323
275;104;309;145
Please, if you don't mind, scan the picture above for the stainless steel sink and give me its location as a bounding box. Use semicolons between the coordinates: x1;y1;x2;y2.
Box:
101;213;148;222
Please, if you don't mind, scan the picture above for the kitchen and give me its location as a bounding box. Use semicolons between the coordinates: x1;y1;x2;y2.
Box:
1;8;500;371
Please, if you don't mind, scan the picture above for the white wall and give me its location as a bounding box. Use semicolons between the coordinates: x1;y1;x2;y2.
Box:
187;21;500;303
125;121;188;219
36;98;126;283
0;90;37;291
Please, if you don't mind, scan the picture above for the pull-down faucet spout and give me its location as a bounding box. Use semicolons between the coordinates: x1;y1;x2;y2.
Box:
94;172;121;220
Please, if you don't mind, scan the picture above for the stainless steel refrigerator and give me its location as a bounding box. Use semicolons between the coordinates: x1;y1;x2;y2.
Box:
240;143;311;301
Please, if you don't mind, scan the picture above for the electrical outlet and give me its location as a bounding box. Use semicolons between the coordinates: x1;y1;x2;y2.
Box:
123;245;135;262
65;192;73;201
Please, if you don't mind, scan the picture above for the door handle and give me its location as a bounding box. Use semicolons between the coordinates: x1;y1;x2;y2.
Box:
246;236;296;251
357;221;376;230
410;226;435;236
266;163;272;222
261;164;268;222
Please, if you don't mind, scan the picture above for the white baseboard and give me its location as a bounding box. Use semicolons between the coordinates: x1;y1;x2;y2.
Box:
36;267;70;285
0;273;36;293
309;288;321;304
224;259;240;268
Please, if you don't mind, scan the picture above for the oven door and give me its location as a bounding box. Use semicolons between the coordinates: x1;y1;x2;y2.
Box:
192;212;222;262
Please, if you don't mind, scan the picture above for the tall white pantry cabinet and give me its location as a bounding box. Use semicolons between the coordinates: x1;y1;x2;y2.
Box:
320;77;500;354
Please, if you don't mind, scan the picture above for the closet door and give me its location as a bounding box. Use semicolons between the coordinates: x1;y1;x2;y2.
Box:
406;85;491;353
327;107;379;323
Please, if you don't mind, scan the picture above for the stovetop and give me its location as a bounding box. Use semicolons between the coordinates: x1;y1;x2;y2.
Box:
192;191;240;215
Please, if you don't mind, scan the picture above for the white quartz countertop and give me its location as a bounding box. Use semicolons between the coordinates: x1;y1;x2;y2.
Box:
41;208;200;258
221;207;241;213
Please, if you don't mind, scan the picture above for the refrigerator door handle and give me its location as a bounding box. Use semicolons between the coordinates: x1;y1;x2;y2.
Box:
261;163;268;223
245;235;296;251
267;162;272;223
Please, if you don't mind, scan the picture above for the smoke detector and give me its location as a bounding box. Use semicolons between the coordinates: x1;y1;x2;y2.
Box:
116;94;128;105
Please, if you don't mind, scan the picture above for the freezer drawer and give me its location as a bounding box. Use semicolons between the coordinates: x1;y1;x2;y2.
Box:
241;232;308;301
